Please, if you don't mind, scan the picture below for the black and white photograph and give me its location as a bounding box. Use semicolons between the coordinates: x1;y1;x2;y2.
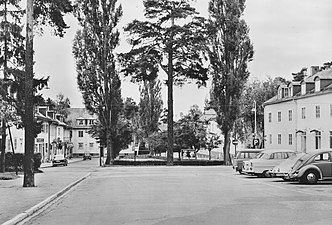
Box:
1;0;332;224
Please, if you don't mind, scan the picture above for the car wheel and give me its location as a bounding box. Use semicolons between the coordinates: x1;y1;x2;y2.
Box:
262;170;271;178
300;170;319;184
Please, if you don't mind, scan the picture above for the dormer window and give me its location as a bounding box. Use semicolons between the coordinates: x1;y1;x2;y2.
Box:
301;82;306;95
284;88;289;97
315;77;320;92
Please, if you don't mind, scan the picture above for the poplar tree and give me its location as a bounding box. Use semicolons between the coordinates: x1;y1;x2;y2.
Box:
207;0;254;165
73;0;123;165
139;79;163;154
120;0;208;165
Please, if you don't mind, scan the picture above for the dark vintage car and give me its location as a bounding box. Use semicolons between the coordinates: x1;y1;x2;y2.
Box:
233;149;261;173
288;150;332;184
52;155;68;166
83;152;92;160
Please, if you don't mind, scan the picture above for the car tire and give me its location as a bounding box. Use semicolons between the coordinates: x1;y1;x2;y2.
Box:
300;170;319;184
262;170;271;178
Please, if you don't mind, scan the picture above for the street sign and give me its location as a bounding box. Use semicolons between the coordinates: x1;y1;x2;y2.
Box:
253;138;260;146
232;139;239;146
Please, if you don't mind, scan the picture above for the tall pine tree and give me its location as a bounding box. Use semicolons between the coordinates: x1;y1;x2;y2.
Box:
120;0;208;165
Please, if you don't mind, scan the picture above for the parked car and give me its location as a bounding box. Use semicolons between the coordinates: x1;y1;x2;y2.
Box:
269;153;306;180
242;149;296;177
233;149;261;173
288;150;332;184
52;155;68;166
83;152;92;160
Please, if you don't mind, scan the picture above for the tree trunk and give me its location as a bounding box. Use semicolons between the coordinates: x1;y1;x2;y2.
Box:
23;0;35;187
0;121;5;173
166;16;174;166
0;0;9;173
223;130;231;165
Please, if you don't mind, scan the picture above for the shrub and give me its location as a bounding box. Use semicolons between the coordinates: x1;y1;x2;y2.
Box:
4;152;42;172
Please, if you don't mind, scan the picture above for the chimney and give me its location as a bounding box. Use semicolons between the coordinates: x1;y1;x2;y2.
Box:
308;66;319;76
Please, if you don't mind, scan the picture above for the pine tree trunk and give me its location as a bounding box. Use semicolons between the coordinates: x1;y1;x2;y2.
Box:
23;0;35;187
0;121;5;173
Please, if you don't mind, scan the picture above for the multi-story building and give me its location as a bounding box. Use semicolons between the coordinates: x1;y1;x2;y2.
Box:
66;108;99;157
5;107;100;161
264;67;332;153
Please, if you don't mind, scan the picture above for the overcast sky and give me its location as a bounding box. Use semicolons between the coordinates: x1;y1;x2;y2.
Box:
34;0;332;117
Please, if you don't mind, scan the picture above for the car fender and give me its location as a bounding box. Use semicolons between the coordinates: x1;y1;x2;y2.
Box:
297;164;322;179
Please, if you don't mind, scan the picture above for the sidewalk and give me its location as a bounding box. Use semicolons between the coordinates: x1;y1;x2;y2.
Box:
0;158;89;224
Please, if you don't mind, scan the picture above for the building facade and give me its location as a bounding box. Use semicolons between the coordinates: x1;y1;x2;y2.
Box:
264;67;332;153
66;108;99;157
5;107;99;160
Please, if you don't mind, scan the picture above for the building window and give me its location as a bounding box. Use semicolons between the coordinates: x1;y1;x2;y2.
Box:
14;138;17;149
89;143;94;148
301;107;306;119
78;143;84;149
315;106;320;118
278;134;281;145
77;119;84;126
284;88;289;97
269;134;272;144
330;131;332;149
78;131;84;137
315;131;321;150
89;119;94;125
288;134;292;145
58;127;61;136
277;111;281;122
268;113;272;123
288;110;292;121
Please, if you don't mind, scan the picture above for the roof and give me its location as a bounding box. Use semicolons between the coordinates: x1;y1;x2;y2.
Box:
260;149;296;154
304;68;332;82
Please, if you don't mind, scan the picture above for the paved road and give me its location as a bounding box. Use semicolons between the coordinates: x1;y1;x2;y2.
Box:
26;166;332;225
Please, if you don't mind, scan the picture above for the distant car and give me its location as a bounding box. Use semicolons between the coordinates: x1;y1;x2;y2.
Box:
269;153;306;180
233;149;261;173
242;149;296;177
83;152;91;160
52;155;68;166
288;150;332;184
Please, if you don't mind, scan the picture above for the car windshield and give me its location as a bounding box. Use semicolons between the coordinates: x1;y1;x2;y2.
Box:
257;153;269;159
236;152;259;159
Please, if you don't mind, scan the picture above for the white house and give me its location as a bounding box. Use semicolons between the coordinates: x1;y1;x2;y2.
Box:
264;67;332;153
66;108;99;157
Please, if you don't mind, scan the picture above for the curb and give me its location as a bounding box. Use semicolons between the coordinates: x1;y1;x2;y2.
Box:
2;172;91;225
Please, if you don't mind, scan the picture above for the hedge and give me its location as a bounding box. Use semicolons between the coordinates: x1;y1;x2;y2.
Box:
4;152;42;172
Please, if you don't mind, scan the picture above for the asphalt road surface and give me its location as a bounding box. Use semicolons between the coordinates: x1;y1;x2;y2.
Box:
26;165;332;225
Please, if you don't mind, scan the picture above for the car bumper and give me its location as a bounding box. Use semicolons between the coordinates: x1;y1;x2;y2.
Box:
52;160;67;166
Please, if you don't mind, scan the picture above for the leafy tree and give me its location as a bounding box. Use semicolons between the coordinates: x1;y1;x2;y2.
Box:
174;105;206;155
207;0;254;165
139;79;163;154
120;0;208;165
236;77;286;148
73;0;123;164
44;93;71;119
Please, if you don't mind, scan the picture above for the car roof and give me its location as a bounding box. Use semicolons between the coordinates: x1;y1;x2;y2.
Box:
237;149;262;153
260;149;295;154
306;149;332;156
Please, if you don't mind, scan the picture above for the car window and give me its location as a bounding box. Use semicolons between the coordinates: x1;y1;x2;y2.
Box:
314;153;331;162
259;153;269;159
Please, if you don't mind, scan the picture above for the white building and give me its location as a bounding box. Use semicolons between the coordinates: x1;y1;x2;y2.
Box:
264;67;332;153
66;108;99;157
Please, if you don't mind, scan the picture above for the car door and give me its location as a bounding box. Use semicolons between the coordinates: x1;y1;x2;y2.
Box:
312;152;332;178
